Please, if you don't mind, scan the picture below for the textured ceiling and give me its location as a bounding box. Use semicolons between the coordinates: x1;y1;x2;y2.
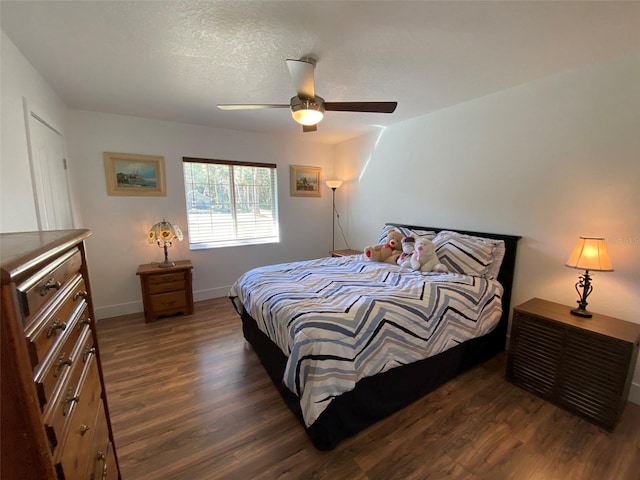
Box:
2;1;640;144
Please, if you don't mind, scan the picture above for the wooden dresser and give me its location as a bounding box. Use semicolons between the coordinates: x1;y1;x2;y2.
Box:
136;260;194;323
507;297;640;430
1;229;120;480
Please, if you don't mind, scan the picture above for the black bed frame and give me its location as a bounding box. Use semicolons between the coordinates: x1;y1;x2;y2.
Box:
237;224;521;450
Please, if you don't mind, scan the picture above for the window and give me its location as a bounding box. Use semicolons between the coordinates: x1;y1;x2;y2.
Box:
182;157;279;249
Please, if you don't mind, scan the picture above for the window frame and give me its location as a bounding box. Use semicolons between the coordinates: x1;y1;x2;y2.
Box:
182;157;279;250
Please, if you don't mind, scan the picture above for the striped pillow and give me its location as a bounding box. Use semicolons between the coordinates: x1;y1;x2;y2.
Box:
433;231;504;278
377;225;435;245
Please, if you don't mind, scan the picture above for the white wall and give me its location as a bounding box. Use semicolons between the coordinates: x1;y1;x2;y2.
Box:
4;26;639;402
66;111;335;318
1;30;337;320
0;31;72;231
335;52;640;402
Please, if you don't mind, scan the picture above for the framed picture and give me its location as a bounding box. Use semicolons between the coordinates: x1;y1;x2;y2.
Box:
290;165;321;197
104;152;166;196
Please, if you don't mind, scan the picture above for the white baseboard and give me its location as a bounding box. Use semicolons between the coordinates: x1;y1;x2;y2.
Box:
629;381;640;405
194;286;231;302
94;300;143;320
94;286;232;320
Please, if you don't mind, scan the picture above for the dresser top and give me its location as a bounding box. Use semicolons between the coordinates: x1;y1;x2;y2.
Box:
0;229;91;284
515;297;640;344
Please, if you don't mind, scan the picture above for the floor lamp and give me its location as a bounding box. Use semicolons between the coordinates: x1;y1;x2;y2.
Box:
326;180;343;250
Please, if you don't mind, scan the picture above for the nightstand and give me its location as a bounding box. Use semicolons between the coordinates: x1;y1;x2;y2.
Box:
330;249;361;257
506;297;640;430
136;260;194;323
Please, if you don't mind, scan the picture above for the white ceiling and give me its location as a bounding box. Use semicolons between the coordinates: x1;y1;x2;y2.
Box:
2;1;640;144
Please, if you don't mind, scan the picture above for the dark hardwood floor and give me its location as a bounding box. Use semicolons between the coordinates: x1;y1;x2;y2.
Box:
97;297;640;480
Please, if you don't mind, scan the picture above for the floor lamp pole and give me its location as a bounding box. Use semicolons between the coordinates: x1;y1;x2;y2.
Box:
331;187;337;251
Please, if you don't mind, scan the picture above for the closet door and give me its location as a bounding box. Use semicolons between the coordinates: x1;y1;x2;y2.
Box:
26;105;74;230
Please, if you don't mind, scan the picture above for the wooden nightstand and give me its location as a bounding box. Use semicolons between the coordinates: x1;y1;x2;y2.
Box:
506;297;640;430
136;260;194;323
330;249;361;257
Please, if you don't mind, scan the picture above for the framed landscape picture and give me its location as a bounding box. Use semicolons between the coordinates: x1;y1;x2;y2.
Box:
290;165;321;197
104;152;166;196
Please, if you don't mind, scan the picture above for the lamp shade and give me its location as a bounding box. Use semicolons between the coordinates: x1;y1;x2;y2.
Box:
291;98;324;126
147;220;183;246
326;180;343;189
566;237;613;272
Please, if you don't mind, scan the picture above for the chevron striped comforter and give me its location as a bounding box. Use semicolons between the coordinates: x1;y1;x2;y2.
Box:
229;254;503;427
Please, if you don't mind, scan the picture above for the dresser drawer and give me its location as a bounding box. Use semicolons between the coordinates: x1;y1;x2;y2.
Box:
97;441;118;480
44;334;98;455
148;278;185;294
54;351;103;479
16;248;82;324
86;400;110;480
150;291;188;312
25;275;88;369
33;304;91;411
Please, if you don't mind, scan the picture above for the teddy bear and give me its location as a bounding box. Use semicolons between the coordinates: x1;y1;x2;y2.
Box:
397;236;416;268
364;229;403;264
409;237;448;273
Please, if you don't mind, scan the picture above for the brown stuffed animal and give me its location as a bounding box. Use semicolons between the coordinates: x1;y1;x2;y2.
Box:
364;229;403;264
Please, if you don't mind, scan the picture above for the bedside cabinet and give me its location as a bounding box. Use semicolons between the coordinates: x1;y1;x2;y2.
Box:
330;249;361;257
136;260;194;323
506;297;640;430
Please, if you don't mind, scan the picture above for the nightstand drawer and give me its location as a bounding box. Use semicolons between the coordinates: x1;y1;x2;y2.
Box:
147;271;185;285
150;291;188;311
148;279;185;294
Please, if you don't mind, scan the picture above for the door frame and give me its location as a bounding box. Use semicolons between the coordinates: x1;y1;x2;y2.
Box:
22;96;75;230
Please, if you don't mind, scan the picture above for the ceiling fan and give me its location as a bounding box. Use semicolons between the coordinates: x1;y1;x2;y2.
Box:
217;58;398;132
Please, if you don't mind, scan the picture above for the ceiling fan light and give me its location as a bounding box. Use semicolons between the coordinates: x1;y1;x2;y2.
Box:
291;99;325;126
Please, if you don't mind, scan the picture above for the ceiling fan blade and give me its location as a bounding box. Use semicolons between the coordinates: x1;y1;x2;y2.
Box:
324;102;398;113
286;59;315;100
217;104;289;110
302;124;317;133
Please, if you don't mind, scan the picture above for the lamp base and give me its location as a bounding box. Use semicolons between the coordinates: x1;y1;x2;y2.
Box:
158;260;175;268
570;306;593;318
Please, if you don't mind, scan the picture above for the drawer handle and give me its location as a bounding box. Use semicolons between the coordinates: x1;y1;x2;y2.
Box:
161;301;176;307
80;315;92;327
63;388;79;416
39;278;61;296
83;346;96;363
73;290;88;301
95;451;108;480
54;353;73;377
46;319;67;338
79;424;90;435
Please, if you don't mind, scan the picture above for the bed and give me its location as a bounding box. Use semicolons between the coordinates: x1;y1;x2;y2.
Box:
229;223;520;450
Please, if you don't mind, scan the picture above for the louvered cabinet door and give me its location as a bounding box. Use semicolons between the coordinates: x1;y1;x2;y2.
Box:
507;313;563;398
506;298;640;430
559;331;632;428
